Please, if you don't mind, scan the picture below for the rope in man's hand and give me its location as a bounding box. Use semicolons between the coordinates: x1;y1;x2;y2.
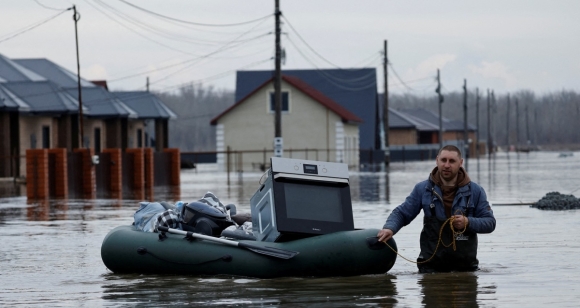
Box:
380;212;468;264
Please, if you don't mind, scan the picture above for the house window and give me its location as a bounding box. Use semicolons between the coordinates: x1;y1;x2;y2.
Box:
269;91;289;113
137;129;143;148
94;128;101;154
42;126;50;149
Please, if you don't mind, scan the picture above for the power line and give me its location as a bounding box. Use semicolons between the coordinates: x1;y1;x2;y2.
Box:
285;37;377;92
33;0;69;11
119;0;272;27
0;9;70;44
94;0;272;47
388;62;414;91
282;15;341;68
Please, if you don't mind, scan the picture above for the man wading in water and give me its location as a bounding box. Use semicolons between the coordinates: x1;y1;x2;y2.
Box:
377;145;496;272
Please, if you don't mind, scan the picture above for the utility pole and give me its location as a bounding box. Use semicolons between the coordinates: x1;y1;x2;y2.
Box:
73;5;84;148
506;93;510;148
475;88;480;158
515;98;520;148
273;0;283;157
146;77;150;92
383;40;390;166
462;79;468;171
487;89;491;156
435;69;444;149
525;102;530;146
491;90;496;155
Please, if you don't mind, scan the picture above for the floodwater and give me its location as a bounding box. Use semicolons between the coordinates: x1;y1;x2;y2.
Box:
1;151;579;307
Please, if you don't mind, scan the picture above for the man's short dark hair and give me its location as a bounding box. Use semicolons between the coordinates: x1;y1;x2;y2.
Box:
438;145;462;159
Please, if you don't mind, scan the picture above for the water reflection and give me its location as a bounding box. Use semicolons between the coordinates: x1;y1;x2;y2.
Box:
101;273;399;307
419;272;484;308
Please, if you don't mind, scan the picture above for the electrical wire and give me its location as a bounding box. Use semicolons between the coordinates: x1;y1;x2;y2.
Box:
119;0;272;27
33;0;69;11
0;9;70;44
388;62;414;91
285;37;377;92
282;15;341;68
94;0;272;46
83;0;196;56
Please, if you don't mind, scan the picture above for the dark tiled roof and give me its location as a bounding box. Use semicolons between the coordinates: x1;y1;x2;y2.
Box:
13;57;158;119
13;58;95;88
282;76;362;123
1;81;84;114
398;108;477;131
235;69;378;149
65;87;138;118
211;75;362;125
0;54;45;82
0;84;30;111
113;91;177;119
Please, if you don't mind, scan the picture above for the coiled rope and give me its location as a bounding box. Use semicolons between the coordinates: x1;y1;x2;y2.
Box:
381;214;468;264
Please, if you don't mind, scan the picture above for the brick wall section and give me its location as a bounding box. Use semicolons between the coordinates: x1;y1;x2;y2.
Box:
144;147;154;195
48;148;68;198
163;148;180;186
74;148;96;199
103;148;122;198
126;148;145;190
26;149;48;199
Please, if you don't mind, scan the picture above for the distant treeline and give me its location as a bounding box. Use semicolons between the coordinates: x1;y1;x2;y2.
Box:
156;84;234;151
388;89;580;148
158;83;580;151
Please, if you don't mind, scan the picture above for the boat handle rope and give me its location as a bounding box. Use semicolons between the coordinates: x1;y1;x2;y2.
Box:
136;246;233;265
380;212;468;265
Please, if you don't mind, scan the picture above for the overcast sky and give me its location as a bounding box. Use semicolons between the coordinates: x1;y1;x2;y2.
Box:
1;0;578;97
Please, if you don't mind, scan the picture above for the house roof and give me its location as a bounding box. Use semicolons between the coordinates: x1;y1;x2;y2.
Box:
0;54;46;82
398;108;477;131
1;81;84;114
388;108;433;130
13;57;179;119
210;75;362;125
113;91;177;119
0;83;31;111
65;87;138;118
234;69;378;148
13;58;96;88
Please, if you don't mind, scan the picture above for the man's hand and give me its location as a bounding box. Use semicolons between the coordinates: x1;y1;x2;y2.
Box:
452;215;469;230
377;228;394;243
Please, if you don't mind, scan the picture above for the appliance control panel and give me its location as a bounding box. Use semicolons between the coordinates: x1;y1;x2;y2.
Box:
270;157;349;179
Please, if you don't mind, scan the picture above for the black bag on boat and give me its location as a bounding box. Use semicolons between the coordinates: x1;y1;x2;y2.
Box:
181;201;234;237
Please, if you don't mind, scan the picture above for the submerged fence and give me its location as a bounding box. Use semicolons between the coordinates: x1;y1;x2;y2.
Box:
25;148;180;200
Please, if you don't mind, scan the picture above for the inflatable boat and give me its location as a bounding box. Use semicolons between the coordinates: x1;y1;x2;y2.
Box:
101;225;397;278
102;158;399;278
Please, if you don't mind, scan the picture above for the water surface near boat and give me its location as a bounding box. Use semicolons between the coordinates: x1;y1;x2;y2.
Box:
1;151;579;307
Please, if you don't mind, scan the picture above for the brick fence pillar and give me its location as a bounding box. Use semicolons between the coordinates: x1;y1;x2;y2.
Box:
48;148;68;198
163;148;180;186
144;148;154;200
73;148;96;199
144;148;154;188
26;149;48;199
103;148;122;198
126;148;145;190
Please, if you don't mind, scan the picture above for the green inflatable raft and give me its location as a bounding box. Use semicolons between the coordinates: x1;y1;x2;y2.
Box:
101;225;397;278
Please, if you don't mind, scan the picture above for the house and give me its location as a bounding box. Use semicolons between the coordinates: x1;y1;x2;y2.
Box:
387;108;478;160
211;75;362;171
0;54;177;179
234;69;380;162
14;58;177;151
112;91;177;151
14;58;140;151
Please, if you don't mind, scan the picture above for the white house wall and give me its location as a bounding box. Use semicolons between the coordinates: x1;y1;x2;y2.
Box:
217;80;359;172
18;114;53;176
